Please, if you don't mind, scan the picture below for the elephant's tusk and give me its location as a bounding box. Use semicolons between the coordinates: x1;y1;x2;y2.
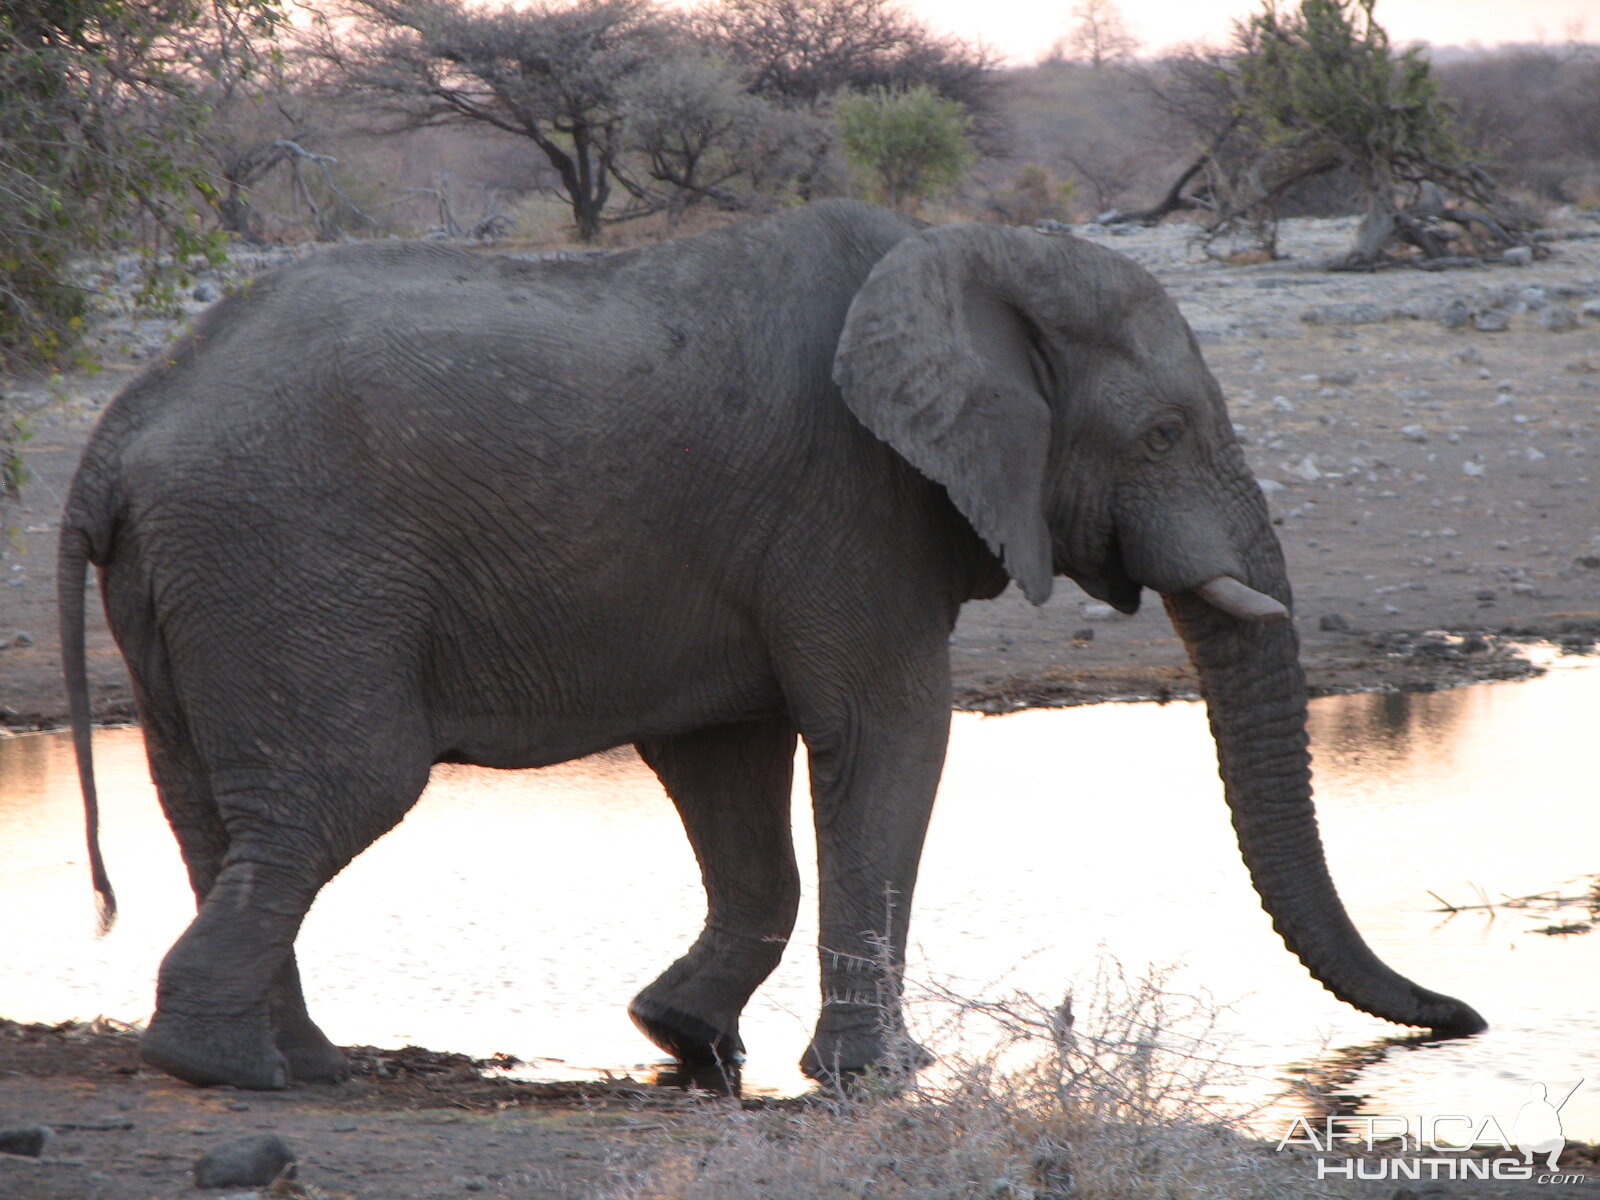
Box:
1193;575;1290;622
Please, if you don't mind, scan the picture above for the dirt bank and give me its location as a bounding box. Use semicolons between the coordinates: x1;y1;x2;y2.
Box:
2;1019;1594;1200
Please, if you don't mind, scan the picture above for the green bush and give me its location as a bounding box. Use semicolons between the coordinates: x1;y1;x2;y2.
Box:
835;85;976;212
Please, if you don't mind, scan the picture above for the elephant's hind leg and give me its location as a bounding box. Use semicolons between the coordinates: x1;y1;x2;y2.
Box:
139;710;349;1084
632;717;800;1074
141;741;431;1090
269;955;349;1084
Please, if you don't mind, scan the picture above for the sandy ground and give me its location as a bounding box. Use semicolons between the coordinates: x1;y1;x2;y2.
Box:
3;214;1600;1197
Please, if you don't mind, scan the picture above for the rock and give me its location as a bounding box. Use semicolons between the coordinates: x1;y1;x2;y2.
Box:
1080;603;1116;620
194;1134;296;1189
1472;309;1510;332
1503;246;1534;266
1475;589;1497;601
1540;306;1578;332
1582;298;1600;318
1272;395;1294;412
1286;454;1321;482
1318;613;1351;632
1401;424;1427;443
1257;478;1285;495
192;281;221;303
1072;628;1095;642
1575;555;1600;570
1440;299;1470;329
1462;460;1487;477
1453;345;1485;364
0;1126;51;1157
1301;302;1391;326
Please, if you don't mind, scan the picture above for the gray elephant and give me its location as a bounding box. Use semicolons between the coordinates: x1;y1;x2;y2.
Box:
59;200;1483;1092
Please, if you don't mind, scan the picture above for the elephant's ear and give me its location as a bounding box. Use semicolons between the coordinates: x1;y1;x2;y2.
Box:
833;224;1068;605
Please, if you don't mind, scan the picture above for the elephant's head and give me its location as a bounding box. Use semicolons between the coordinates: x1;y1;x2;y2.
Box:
833;223;1484;1038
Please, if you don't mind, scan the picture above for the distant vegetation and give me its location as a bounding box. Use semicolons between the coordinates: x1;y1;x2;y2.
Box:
3;0;1599;378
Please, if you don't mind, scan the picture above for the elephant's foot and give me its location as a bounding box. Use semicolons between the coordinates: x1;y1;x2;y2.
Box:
800;1028;935;1089
141;1010;289;1090
628;995;744;1069
275;1026;350;1085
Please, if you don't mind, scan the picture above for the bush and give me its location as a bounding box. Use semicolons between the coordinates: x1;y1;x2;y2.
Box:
0;1;274;368
835;85;976;212
603;961;1310;1200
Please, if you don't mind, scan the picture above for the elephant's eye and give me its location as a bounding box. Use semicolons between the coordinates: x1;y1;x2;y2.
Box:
1144;419;1185;455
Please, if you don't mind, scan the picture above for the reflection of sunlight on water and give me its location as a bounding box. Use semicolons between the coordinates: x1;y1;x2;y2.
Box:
1;662;1596;1136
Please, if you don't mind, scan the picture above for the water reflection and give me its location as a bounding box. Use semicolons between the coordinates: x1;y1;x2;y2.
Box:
1;664;1596;1139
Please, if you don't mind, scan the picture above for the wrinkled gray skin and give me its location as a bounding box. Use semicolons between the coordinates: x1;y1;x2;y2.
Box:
60;200;1484;1092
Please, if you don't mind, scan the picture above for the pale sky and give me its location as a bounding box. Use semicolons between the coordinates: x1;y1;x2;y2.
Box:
910;0;1597;63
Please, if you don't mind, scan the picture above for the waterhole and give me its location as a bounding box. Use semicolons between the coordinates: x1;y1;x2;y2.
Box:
2;662;1596;1139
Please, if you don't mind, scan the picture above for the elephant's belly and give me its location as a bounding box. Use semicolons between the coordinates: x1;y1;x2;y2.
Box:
423;659;787;770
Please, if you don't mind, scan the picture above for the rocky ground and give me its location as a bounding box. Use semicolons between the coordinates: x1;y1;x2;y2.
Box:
3;213;1600;1196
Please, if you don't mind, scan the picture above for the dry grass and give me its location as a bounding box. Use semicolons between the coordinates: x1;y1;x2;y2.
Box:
603;960;1315;1200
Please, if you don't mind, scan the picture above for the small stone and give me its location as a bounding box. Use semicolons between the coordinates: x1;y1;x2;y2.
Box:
1287;454;1321;482
1581;299;1600;318
194;1133;295;1189
1072;628;1095;642
192;281;221;303
1473;309;1510;332
1318;613;1351;632
1321;369;1358;386
1540;306;1578;332
1476;589;1498;601
1462;460;1486;477
1502;245;1534;267
1440;299;1470;329
1576;555;1600;570
1454;345;1485;364
1401;424;1427;443
1272;395;1294;412
0;1126;51;1157
1302;302;1390;326
1080;603;1116;620
1258;478;1285;495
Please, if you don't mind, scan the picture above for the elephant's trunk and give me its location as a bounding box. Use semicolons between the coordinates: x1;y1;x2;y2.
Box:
1163;565;1485;1037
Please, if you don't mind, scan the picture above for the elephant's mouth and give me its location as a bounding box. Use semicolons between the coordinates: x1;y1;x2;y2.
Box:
1066;535;1143;614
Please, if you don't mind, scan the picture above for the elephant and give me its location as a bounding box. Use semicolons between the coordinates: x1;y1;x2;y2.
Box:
58;198;1485;1092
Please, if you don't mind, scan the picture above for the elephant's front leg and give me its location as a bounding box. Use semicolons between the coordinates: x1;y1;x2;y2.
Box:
799;695;950;1084
632;717;801;1072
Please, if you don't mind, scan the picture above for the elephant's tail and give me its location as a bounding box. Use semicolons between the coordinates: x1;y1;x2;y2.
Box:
58;520;116;934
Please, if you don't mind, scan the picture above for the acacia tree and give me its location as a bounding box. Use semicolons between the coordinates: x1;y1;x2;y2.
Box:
329;0;669;241
619;49;804;216
701;0;991;112
1217;0;1528;265
1050;0;1139;68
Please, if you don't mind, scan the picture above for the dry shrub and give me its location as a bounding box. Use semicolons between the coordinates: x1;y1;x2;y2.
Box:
985;163;1078;226
605;960;1309;1200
